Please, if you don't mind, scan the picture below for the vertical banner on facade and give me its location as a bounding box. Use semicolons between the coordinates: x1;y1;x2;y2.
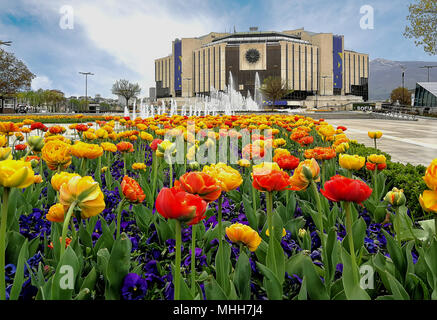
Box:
333;35;343;89
174;40;182;91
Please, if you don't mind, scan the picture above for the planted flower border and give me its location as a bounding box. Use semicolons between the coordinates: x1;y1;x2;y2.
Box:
0;114;435;301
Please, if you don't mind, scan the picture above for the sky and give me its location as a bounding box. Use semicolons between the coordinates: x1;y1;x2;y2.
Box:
0;0;436;98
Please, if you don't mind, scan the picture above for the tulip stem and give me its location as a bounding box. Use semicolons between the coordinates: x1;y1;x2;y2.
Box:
434;216;437;238
39;159;44;177
96;156;102;185
167;155;173;188
373;167;378;200
374;138;377;150
0;187;10;300
60;201;78;259
151;153;158;199
123;153;127;176
116;199;126;240
311;181;324;236
344;201;359;284
174;220;182;301
217;196;223;249
190;224;197;296
80;158;87;176
266;191;273;241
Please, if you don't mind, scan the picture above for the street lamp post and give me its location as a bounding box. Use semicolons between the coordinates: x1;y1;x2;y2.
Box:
79;72;94;112
420;66;437;82
401;66;406;107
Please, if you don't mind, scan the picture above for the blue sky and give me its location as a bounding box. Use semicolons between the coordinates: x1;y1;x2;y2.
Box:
0;0;435;98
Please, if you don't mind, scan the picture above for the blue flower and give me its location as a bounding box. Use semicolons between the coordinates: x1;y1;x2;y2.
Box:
121;273;148;300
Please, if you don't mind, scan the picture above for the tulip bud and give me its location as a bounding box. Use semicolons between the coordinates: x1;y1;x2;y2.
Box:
0;147;12;161
298;228;307;238
302;165;314;181
27;136;44;152
384;187;406;207
189;161;200;170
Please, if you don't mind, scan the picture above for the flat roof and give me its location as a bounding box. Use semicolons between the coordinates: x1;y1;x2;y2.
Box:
417;82;437;97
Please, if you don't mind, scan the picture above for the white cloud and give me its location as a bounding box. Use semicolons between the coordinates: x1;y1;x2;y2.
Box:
31;75;53;90
32;0;230;98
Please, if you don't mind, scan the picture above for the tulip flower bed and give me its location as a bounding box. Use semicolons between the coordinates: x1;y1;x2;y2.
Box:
0;114;436;301
0;114;110;124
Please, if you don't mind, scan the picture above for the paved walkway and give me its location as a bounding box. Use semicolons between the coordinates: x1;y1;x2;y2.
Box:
328;118;437;166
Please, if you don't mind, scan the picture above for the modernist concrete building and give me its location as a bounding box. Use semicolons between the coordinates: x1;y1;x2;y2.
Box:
154;28;369;105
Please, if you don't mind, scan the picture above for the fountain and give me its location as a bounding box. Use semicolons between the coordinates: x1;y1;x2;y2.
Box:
132;98;137;120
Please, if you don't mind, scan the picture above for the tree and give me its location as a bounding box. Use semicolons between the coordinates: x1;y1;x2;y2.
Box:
259;76;291;110
111;79;141;109
0;49;35;98
404;0;437;55
390;87;411;106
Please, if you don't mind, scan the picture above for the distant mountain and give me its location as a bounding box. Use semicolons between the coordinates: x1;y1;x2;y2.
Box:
369;58;437;101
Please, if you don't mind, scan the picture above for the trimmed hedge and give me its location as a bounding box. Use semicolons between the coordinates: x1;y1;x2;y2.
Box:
350;142;427;219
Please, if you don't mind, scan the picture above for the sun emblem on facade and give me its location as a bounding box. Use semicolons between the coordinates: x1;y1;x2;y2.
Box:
245;48;260;64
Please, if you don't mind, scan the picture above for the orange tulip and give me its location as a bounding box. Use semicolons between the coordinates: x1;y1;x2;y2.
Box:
176;172;221;202
121;176;146;203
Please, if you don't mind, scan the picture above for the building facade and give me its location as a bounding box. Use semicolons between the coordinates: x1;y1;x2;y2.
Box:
154;28;369;102
414;82;437;108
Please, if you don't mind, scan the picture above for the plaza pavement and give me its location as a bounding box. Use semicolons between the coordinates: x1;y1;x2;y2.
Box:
328;118;437;166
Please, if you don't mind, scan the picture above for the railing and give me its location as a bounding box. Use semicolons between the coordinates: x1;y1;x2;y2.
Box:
372;105;417;121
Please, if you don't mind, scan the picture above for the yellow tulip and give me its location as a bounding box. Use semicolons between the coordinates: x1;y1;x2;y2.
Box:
419;190;437;214
368;131;383;139
71;141;103;159
156;140;175;158
367;154;386;164
202;162;242;192
132;163;147;170
41;140;72;171
289;158;320;191
95;128;109;139
59;176;105;219
139;131;153;141
0;147;12;161
252;162;281;175
27;136;44;152
101;142;117;153
339;154;365;171
0;135;6;148
265;227;286;238
237;159;251;168
423;159;437;191
46;203;65;222
225;223;261;252
51;172;80;192
0;160;35;188
335;142;349;154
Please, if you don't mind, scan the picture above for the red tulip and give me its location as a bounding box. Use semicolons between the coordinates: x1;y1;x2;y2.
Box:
121;176;145;203
116;141;134;153
150;139;163;151
320;175;372;205
15;144;27;151
176;172;221;202
155;187;207;225
297;136;314;146
366;162;386;171
275;154;300;170
252;169;290;192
